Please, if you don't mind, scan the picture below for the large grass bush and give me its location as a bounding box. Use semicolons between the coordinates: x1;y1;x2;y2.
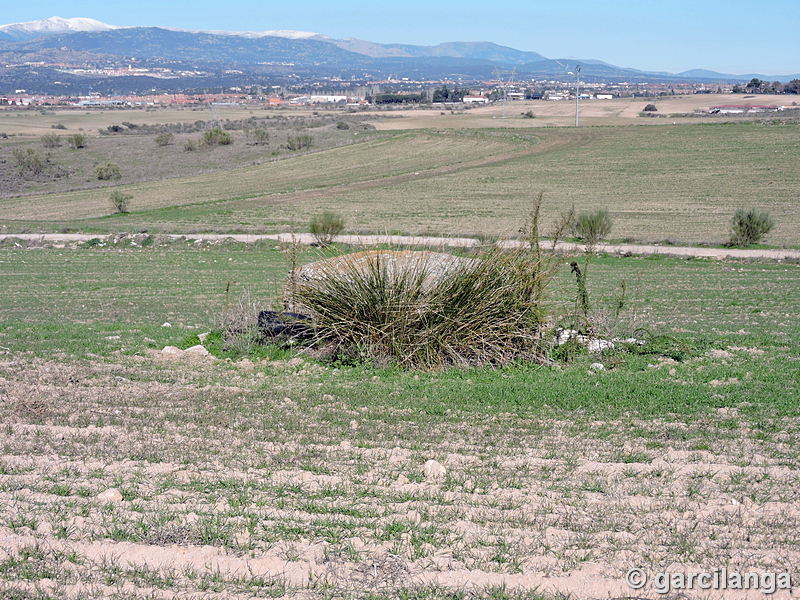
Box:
293;195;571;369
309;211;345;246
728;208;774;246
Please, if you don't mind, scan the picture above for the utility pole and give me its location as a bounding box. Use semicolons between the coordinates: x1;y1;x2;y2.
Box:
574;65;581;127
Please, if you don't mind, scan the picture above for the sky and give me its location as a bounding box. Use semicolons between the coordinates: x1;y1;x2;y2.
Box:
3;0;799;75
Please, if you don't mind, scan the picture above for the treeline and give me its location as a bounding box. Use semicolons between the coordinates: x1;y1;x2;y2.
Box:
367;86;471;104
732;78;800;94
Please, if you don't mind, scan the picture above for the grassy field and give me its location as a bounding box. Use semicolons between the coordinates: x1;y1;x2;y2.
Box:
2;121;797;246
1;240;799;598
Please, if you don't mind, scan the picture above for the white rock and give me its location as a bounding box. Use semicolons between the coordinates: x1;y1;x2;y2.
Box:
161;322;172;328
97;488;123;502
161;346;183;355
197;332;210;343
589;362;605;371
423;459;446;480
184;344;210;356
588;338;615;353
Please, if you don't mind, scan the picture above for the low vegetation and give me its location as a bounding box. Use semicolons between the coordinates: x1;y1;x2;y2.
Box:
66;133;87;149
202;127;233;146
309;211;345;246
728;208;775;246
11;148;47;176
572;209;613;247
154;132;174;146
40;133;62;148
95;161;122;181
286;133;313;151
109;190;132;214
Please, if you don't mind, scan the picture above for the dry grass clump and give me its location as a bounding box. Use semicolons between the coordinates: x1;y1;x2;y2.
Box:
219;289;266;354
294;195;570;369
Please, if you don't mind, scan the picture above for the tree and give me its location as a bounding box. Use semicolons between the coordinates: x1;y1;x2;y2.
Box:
746;78;764;92
202;127;232;146
41;134;62;148
642;104;658;112
785;79;800;94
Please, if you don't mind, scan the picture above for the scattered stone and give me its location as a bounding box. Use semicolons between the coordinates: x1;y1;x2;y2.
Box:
97;488;123;503
161;322;172;328
197;332;210;343
322;394;334;402
339;440;352;450
350;420;359;430
423;459;446;480
589;362;605;371
105;335;121;340
396;474;410;485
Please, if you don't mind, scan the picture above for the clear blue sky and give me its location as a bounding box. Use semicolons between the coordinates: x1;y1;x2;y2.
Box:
4;0;799;75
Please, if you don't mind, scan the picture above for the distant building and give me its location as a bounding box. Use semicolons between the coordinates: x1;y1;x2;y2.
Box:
463;95;489;104
595;94;614;100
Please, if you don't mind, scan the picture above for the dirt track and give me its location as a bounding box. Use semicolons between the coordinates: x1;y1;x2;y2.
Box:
2;232;798;261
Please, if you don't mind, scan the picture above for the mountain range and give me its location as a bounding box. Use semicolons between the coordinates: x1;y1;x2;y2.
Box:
0;17;797;95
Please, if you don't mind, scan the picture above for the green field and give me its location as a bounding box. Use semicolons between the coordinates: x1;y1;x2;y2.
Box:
2;121;798;246
1;102;799;599
2;241;799;598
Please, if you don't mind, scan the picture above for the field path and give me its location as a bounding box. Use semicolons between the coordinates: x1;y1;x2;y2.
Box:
3;232;798;260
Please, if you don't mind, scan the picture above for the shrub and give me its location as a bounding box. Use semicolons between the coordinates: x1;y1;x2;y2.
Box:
251;128;269;145
109;190;132;214
286;134;313;151
521;110;536;118
309;211;345;246
155;132;174;146
41;134;62;148
12;148;46;176
96;162;122;181
291;194;573;370
67;134;87;149
643;103;658;112
336;121;350;130
51;123;67;130
183;139;198;152
293;248;553;370
202;127;233;146
728;208;774;246
573;210;613;247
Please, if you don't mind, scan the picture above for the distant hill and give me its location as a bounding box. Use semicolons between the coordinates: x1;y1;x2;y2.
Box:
0;16;797;94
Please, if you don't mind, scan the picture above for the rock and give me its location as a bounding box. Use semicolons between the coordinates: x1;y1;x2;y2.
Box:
184;344;210;356
161;346;183;355
589;362;605;371
396;474;410;485
322;394;334;402
105;335;121;340
97;488;123;503
161;322;172;328
587;338;615;353
197;332;210;343
285;250;478;313
349;420;359;430
423;459;446;480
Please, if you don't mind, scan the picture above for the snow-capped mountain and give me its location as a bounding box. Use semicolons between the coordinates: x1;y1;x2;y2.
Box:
189;28;321;40
0;16;118;41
